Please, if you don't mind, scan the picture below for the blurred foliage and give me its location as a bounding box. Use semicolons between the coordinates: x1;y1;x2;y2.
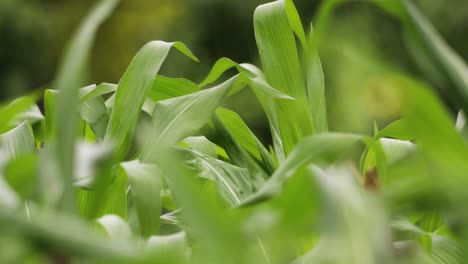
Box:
2;0;468;263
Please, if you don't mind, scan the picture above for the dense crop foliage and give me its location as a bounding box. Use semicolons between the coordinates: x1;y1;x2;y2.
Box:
2;0;468;263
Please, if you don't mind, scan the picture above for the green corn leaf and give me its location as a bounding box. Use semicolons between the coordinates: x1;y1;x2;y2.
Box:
140;76;241;161
184;136;217;158
254;0;314;156
209;114;268;189
80;82;117;103
198;57;291;162
376;118;414;140
0;121;35;159
240;133;364;206
199;57;257;88
0;96;37;134
4;154;38;200
149;76;200;102
79;85;110;139
77;165;126;220
141;74;289;162
44;89;58;145
11;104;44;127
306;22;327;133
215;108;276;174
186;148;255;206
431;235;464;264
46;86;110;143
120;160;162;237
284;0;307;49
105;41;198;161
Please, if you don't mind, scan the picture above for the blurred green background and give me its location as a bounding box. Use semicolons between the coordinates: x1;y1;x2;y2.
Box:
1;0;468;141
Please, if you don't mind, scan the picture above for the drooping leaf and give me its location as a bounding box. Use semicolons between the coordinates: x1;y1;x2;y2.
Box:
80;82;117;103
149;76;200;103
105;41;198;161
11;104;44;127
0;96;37;134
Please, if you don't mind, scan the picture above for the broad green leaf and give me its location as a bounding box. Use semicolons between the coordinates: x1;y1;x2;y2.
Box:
105;41;198;161
208;114;268;190
77;166;126;220
254;0;314;155
120;160;162;237
184;136;217;158
284;0;307;49
199;57;257;88
80;82;117;103
431;235;464;264
0;121;35;159
416;212;443;234
0;96;37;134
79;85;110;139
4;154;38;199
149;76;200;102
197;57;291;162
215;108;276;174
11;104;44;127
140;75;242;161
376;118;414;140
141;74;289;162
186;149;254;206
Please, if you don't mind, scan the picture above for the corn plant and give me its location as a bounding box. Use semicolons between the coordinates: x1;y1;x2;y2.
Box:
1;0;468;263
